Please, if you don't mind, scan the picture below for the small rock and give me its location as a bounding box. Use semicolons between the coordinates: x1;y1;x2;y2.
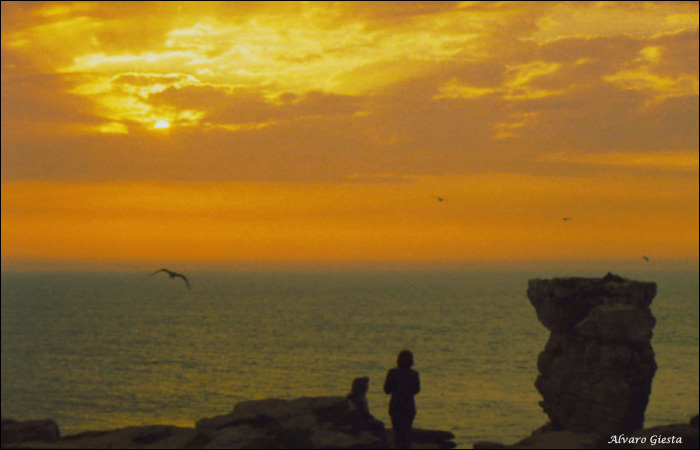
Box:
473;442;509;449
1;418;60;444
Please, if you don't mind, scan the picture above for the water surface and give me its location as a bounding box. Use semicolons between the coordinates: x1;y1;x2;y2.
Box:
2;269;698;447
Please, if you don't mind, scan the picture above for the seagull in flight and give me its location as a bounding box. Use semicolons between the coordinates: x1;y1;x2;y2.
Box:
433;195;448;203
563;217;572;221
150;268;190;289
642;256;650;262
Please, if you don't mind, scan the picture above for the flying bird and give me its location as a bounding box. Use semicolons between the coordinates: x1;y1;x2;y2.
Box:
433;196;448;203
563;217;572;221
642;256;650;262
150;268;190;289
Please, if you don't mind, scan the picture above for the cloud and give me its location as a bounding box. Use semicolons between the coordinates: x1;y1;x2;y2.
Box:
538;150;699;173
530;1;699;42
0;71;110;142
1;1;698;184
603;30;699;103
148;86;363;126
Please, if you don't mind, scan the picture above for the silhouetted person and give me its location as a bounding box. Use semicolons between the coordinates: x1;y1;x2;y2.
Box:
346;377;387;446
384;350;420;449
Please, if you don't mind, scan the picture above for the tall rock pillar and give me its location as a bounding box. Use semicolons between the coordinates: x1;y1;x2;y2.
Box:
527;273;657;435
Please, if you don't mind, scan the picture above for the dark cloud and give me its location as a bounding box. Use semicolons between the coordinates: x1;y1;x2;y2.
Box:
149;85;363;125
650;29;699;77
1;73;103;132
337;1;462;23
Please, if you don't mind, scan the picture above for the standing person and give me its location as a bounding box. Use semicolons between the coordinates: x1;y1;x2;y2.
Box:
384;349;420;449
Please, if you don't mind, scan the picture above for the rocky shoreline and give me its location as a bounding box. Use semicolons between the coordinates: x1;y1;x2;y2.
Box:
2;410;697;449
474;415;699;449
2;274;698;449
2;396;456;449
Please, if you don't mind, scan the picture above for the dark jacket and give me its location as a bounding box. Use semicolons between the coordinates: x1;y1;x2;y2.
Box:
346;393;373;420
383;368;420;417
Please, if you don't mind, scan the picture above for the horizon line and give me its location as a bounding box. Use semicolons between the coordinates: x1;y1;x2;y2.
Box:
2;258;698;273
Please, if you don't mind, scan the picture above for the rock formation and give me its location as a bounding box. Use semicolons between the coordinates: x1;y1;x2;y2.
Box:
195;396;382;449
1;396;456;449
1;418;60;445
195;396;456;449
527;273;658;436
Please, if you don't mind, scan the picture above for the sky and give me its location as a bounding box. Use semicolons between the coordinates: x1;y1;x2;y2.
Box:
1;1;698;270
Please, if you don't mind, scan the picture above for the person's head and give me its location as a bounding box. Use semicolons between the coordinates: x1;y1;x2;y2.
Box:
397;349;414;369
350;376;370;397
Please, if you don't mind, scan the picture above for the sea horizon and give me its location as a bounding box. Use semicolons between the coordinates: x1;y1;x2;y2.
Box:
2;257;698;274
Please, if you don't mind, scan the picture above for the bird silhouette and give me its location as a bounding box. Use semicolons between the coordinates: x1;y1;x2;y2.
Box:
150;268;190;289
563;217;572;221
433;196;448;203
642;256;650;262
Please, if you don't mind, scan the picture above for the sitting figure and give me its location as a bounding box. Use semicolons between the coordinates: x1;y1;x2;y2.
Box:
346;376;387;446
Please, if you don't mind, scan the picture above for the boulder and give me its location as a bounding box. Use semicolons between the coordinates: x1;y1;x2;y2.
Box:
195;395;388;449
201;424;274;449
2;424;201;449
411;428;457;448
473;442;510;449
308;429;382;449
1;418;60;444
195;396;349;432
195;396;455;449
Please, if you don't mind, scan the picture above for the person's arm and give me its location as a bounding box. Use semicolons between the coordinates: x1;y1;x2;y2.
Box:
359;397;372;418
383;370;394;395
413;371;421;395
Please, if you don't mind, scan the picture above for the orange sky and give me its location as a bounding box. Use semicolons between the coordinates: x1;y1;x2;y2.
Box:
2;1;698;270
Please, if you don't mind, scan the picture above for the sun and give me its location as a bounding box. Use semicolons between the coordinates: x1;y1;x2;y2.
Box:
154;120;170;129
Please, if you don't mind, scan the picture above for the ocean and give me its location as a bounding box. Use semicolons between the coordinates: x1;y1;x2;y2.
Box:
1;269;698;448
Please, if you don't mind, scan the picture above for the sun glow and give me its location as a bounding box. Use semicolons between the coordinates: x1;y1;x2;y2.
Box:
1;2;698;268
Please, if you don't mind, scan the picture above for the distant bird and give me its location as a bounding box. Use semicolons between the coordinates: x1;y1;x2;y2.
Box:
642;256;650;262
563;217;572;221
150;268;190;289
433;196;448;203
